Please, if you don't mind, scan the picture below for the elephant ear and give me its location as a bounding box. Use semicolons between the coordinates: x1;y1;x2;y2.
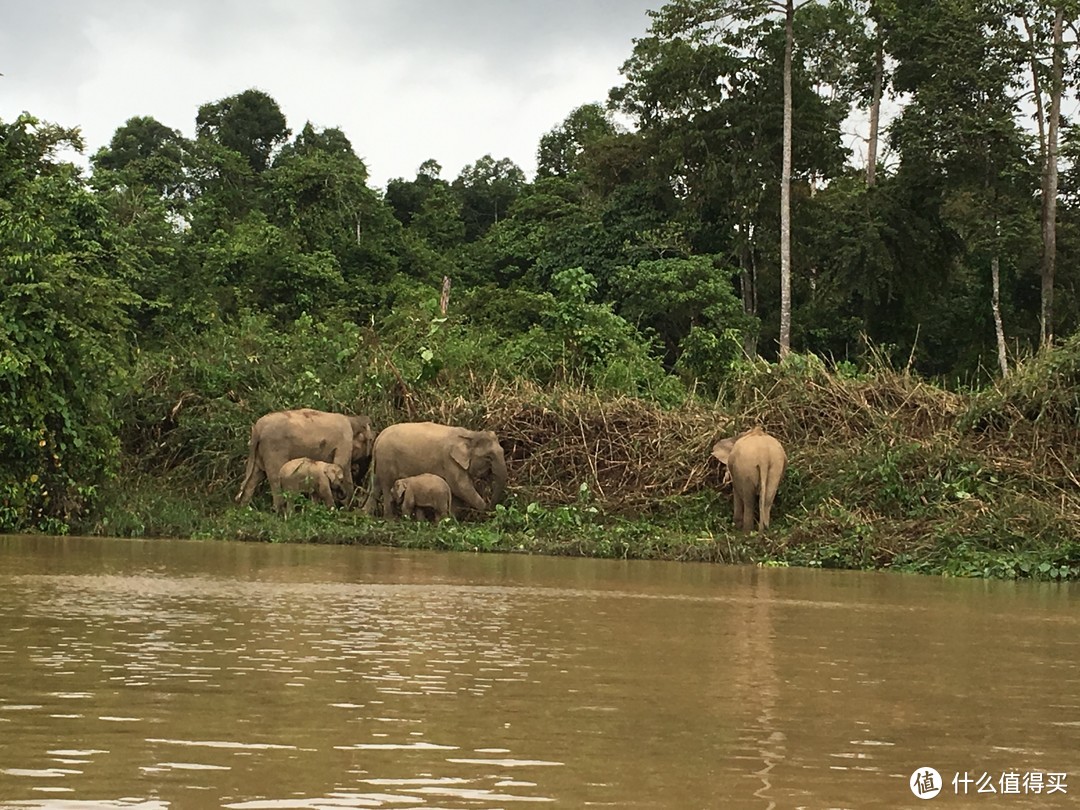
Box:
711;438;736;465
449;437;472;470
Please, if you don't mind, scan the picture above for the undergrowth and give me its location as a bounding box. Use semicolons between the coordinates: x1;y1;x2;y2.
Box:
85;316;1080;582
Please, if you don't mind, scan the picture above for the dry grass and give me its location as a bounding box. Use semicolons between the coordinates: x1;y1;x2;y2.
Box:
373;356;1080;536
398;377;727;509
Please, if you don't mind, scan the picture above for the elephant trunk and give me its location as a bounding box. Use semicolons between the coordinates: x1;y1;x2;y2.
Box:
489;454;507;508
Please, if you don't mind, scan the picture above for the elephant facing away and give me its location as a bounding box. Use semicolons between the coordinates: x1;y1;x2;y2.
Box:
365;422;506;518
236;409;375;512
391;473;453;523
278;458;346;515
711;426;787;532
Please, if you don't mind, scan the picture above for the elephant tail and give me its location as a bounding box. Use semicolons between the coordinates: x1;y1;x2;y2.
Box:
759;461;783;527
235;431;261;504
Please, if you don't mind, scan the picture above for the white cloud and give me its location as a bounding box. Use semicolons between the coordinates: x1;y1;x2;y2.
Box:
0;0;655;187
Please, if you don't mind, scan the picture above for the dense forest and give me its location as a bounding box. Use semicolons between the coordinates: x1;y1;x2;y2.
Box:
3;1;1079;577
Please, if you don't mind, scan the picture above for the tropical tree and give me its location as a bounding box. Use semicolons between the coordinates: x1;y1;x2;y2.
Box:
537;103;620;179
452;155;526;241
195;88;290;173
885;0;1040;376
611;0;849;357
1017;2;1079;347
0;115;135;530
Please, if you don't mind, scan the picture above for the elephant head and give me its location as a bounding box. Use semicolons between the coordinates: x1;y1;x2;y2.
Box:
389;477;408;514
348;415;375;461
324;461;347;494
449;429;507;508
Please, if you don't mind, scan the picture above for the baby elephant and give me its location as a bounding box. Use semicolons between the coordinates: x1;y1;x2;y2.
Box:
390;473;453;523
277;458;346;514
711;426;787;532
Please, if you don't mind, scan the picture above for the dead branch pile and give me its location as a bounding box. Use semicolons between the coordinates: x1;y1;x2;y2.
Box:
367;344;1080;515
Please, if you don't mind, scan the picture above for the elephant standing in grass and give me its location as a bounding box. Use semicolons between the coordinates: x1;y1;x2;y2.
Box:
236;409;375;512
711;426;787;532
391;473;453;523
278;458;346;515
365;422;506;518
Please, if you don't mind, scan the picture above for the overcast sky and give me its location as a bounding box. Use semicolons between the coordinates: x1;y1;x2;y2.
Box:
0;0;658;188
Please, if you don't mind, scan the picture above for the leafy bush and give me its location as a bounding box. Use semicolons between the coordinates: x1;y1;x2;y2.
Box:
0;115;135;531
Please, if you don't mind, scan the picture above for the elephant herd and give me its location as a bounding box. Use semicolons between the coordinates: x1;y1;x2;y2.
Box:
234;407;787;532
234;408;507;522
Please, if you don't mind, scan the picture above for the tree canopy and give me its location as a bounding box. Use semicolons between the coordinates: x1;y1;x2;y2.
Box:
3;0;1079;531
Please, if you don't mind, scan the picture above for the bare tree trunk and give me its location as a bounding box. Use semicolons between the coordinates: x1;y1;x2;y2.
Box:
991;251;1008;378
740;232;758;359
439;276;452;315
866;30;883;186
1040;6;1064;349
778;0;794;358
1020;14;1048;165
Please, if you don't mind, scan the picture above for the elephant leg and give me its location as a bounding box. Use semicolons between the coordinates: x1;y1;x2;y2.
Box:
402;491;417;521
269;475;285;514
381;482;398;520
733;482;757;532
362;480;379;516
434;499;449;522
759;485;773;530
317;477;335;508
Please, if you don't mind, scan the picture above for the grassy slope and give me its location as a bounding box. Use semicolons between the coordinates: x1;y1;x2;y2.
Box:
89;349;1080;582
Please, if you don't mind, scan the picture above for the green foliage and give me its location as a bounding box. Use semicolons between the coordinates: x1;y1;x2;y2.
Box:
537;103;620;179
195;89;290;173
452;154;526;241
203;211;347;321
965;332;1080;428
91;115;190;201
613;255;754;385
0;114;135;531
119;311;373;491
498;267;683;401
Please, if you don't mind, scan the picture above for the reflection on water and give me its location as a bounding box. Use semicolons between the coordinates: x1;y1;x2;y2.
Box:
0;534;1077;808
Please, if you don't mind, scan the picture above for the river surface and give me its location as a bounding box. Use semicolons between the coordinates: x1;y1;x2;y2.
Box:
0;535;1076;809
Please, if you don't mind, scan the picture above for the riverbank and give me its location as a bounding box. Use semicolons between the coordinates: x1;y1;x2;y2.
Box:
88;345;1080;582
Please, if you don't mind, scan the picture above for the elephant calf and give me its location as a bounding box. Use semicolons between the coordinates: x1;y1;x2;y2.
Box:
278;458;346;515
391;473;453;523
711;427;787;532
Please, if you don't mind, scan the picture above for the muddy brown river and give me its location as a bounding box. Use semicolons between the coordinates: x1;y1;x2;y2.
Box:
0;534;1076;808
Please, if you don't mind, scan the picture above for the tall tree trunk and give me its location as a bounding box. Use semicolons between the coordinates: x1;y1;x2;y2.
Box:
778;0;794;358
1040;6;1064;349
1020;14;1048;165
740;231;758;359
992;251;1008;378
866;29;883;186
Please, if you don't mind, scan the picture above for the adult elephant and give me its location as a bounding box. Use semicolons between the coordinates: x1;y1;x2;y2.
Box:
711;426;787;532
365;422;506;518
235;409;375;512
